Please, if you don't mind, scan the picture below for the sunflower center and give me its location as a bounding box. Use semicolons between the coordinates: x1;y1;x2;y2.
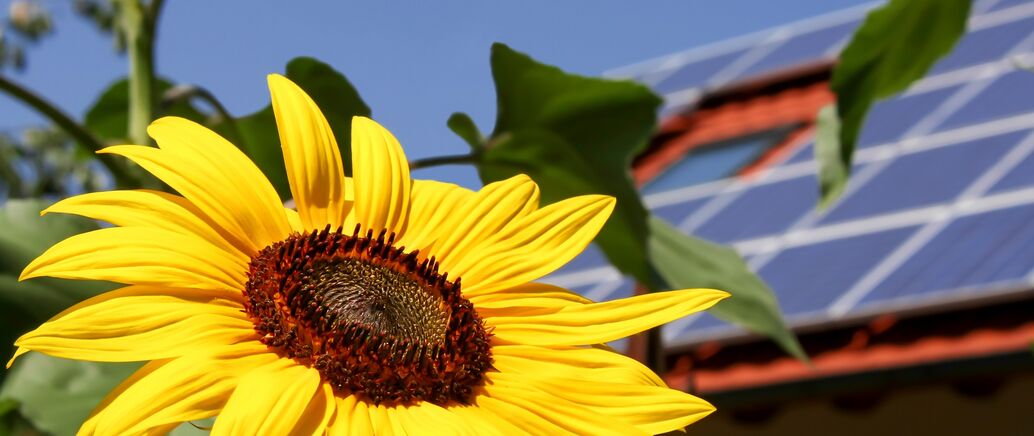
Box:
242;226;493;405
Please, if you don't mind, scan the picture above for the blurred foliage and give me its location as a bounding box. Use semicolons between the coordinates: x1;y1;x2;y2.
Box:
648;217;806;361
1;354;138;436
0;128;109;200
0;0;53;71
815;0;970;206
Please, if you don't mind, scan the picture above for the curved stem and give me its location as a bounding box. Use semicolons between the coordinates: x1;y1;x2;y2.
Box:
408;153;478;170
163;84;243;142
0;75;134;186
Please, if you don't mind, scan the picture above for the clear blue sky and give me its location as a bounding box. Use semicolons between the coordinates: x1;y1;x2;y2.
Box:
0;0;870;188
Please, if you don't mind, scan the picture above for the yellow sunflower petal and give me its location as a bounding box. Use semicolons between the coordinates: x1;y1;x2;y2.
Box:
12;286;255;363
456;195;613;295
395;179;474;253
488;289;729;346
470;283;591;317
430;175;539;274
367;403;395;436
285;208;304;232
20;227;247;291
81;343;277;435
291;383;336;436
351;117;411;235
101;145;285;258
268;74;350;231
521;375;714;434
481;372;645;435
492;344;665;387
211;359;323;436
327;395;371;436
391;402;480;436
42;189;247;261
144;117;292;251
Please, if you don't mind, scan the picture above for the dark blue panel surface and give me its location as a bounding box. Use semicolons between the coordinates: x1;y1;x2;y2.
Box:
784;141;815;164
988;0;1034;12
857;86;960;148
938;71;1034;131
929;15;1034;75
652;49;748;94
988;131;1034;193
820;130;1026;224
694;175;819;243
737;21;860;78
861;203;1034;307
757;226;919;315
649;197;710;228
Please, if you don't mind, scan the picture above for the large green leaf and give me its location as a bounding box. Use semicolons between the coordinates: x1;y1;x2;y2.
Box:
233;57;371;199
817;0;970;206
648;217;807;361
0;354;139;436
480;43;662;286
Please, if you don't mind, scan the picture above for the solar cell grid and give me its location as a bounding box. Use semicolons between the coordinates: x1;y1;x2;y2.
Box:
756;225;920;316
989;133;1034;193
692;175;821;244
651;49;749;95
649;197;710;229
938;70;1034;131
857;85;961;148
736;20;860;79
859;203;1034;308
818;130;1026;225
987;0;1034;13
928;14;1034;75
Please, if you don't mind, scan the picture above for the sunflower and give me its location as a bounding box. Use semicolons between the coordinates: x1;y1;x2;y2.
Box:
10;74;728;435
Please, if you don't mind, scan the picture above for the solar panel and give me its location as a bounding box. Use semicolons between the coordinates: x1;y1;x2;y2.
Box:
857;85;961;148
859;203;1034;309
736;20;860;79
928;14;1034;75
989;141;1034;193
987;0;1034;13
651;49;750;95
755;226;921;316
938;70;1034;131
692;175;822;244
558;4;1034;347
818;130;1026;225
649;196;711;229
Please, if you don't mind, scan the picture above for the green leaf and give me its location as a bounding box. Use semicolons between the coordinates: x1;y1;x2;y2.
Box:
818;0;970;205
234;56;371;199
0;200;114;360
0;398;44;436
647;216;807;362
447;112;484;151
815;104;846;209
479;43;662;286
0;353;139;436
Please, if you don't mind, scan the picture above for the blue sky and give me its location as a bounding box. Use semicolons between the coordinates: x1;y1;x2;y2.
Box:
0;0;869;188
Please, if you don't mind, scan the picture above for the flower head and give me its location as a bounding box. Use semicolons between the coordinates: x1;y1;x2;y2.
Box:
12;74;728;435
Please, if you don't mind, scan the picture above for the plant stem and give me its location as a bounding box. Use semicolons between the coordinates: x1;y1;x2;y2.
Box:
0;75;134;186
117;0;156;146
408;153;479;170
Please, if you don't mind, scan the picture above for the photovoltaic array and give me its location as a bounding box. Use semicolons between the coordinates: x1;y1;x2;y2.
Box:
545;0;1034;348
